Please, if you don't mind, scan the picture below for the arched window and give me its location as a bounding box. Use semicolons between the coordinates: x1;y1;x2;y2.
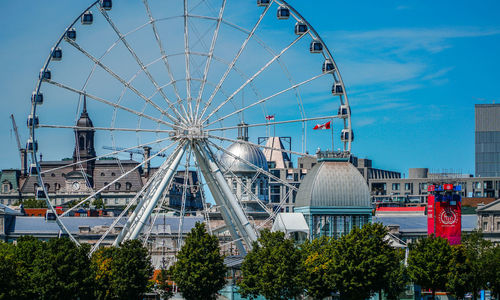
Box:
104;182;109;191
44;183;50;192
111;172;116;177
51;173;56;177
34;183;39;191
115;182;121;190
79;136;85;150
54;183;61;191
125;182;132;191
101;172;105;176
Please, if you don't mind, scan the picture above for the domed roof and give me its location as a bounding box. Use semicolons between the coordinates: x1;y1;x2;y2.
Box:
76;96;94;128
295;161;371;208
220;142;268;173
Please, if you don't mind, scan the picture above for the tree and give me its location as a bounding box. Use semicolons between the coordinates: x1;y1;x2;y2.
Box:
238;229;304;300
385;257;409;300
327;223;400;300
407;234;452;300
485;245;500;299
31;238;94;300
91;247;116;300
172;222;227;300
92;197;105;209
111;240;153;299
14;236;43;299
91;240;153;299
447;244;471;299
0;242;18;300
302;236;335;299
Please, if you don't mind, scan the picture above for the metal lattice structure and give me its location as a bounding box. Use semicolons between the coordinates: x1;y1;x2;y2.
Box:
27;0;353;256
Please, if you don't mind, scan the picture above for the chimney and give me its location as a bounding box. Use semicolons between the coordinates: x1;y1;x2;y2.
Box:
20;148;27;176
143;146;151;177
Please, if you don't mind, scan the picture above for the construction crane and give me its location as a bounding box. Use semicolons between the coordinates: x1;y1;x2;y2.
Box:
10;114;24;163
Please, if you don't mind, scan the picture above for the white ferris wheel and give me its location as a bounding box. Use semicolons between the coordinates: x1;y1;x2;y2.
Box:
27;0;353;256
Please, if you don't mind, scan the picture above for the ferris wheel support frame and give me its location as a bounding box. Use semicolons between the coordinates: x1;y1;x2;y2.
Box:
116;142;187;245
193;140;258;254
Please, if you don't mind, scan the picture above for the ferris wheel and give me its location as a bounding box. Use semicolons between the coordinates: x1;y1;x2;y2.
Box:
27;0;353;255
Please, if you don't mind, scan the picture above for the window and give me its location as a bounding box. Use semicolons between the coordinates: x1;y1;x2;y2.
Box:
101;172;105;176
392;183;400;190
51;173;55;177
115;198;119;205
111;172;116;177
126;182;132;191
115;182;121;190
2;183;11;193
405;183;412;190
497;221;500;231
483;222;489;231
104;182;109;190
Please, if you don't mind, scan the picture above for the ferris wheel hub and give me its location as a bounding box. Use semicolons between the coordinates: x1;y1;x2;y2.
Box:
175;124;206;140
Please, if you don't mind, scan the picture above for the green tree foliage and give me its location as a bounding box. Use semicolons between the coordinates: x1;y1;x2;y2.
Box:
112;240;154;299
172;222;227;300
0;236;153;299
238;229;304;300
486;245;500;299
31;238;94;300
407;234;452;299
327;223;400;300
91;240;153;299
14;236;43;299
301;236;335;300
92;198;105;210
447;244;471;300
0;242;17;300
446;231;493;299
385;255;409;300
15;199;46;208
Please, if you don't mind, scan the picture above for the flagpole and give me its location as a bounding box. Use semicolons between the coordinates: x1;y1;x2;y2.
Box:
331;118;334;152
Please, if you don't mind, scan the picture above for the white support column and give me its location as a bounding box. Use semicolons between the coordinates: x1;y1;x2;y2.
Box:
193;145;246;255
115;142;187;245
193;140;258;252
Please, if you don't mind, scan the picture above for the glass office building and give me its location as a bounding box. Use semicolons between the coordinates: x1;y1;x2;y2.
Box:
476;104;500;177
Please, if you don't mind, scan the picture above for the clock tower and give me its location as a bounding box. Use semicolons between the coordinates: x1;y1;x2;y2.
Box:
73;95;96;186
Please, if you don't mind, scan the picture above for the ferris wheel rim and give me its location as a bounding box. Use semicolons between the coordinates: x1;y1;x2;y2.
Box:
29;0;354;251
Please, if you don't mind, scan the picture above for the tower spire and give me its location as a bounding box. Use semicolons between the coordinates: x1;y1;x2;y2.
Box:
83;95;87;113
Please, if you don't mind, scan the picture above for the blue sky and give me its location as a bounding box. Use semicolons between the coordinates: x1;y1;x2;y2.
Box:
1;0;499;176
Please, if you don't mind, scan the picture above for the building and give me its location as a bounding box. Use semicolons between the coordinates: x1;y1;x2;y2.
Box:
475;104;500;177
476;199;500;243
1;97;202;210
369;167;500;205
294;151;373;239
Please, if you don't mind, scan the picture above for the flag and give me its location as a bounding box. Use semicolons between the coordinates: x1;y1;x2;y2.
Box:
265;115;275;121
313;121;331;130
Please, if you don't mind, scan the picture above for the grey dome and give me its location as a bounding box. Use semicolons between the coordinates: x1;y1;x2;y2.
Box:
220;142;268;173
295;161;371;208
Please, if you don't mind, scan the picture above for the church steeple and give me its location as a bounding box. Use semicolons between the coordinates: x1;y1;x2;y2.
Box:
73;95;96;178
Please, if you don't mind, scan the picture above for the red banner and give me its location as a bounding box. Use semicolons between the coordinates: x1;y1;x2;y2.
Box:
427;195;435;235
434;198;461;245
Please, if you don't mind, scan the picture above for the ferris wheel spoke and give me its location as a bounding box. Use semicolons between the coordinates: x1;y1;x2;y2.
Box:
44;79;178;129
198;2;273;121
38;124;173;134
142;0;186;113
203;32;307;123
41;136;172;175
206;71;331;126
60;140;178;217
219;159;273;215
183;0;195;121
208;134;313;160
98;8;189;124
90;152;173;255
206;115;339;132
206;139;298;192
194;0;227;122
64;39;179;123
177;146;193;251
193;159;213;233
